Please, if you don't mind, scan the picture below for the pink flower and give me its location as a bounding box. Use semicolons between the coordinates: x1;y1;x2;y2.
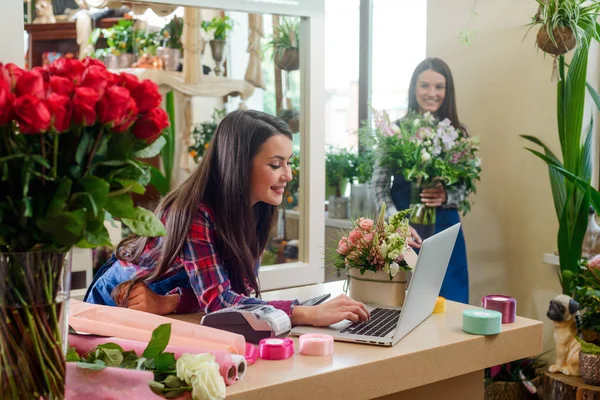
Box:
358;218;374;232
588;254;600;270
362;232;374;244
349;228;362;243
337;237;350;255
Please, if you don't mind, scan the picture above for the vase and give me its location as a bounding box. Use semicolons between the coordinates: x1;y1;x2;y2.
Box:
157;47;181;71
328;195;349;220
275;48;299;71
102;54;119;70
409;181;436;240
210;39;227;77
0;251;72;399
347;268;407;307
580;352;600;386
350;183;376;218
118;53;134;69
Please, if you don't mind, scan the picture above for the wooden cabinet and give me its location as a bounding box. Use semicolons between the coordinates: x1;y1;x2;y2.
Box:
24;18;124;69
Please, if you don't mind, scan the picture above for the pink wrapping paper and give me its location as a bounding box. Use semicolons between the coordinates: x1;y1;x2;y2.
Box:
65;363;176;399
69;334;238;386
69;300;245;355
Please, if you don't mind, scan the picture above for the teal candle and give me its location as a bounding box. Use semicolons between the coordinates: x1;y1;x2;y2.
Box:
462;309;502;335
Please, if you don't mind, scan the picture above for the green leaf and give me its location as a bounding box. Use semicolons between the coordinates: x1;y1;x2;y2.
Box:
105;193;135;218
30;154;51;169
148;381;165;396
576;336;600;355
586;81;600;111
96;343;125;352
142;323;172;360
78;176;110;211
75;130;93;166
165;389;186;399
66;347;81;362
122;207;166;237
37;210;86;247
163;375;185;388
47;178;72;215
133;135;166;159
99;347;124;367
155;352;176;373
115;178;146;195
149;166;170;195
76;359;106;371
107;131;135;160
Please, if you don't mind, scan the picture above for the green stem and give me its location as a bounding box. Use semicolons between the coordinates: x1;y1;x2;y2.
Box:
53;134;59;179
83;128;104;176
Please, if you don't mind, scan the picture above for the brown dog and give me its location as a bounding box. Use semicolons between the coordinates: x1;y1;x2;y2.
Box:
547;294;581;376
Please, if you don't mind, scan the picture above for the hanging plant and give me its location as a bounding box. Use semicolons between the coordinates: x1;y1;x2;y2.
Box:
528;0;600;56
266;18;300;72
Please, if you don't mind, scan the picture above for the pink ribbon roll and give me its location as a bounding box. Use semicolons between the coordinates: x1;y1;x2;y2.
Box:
299;334;334;356
481;294;517;324
258;338;295;360
245;343;259;365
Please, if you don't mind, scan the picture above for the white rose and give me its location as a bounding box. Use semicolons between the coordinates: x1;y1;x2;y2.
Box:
421;150;431;162
392;124;401;134
389;262;400;277
413;119;420;127
190;362;226;400
176;353;216;385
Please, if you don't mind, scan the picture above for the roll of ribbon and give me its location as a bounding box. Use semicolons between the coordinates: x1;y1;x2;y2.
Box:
481;294;517;324
462;309;502;335
299;334;334;356
433;296;446;314
245;343;259;365
230;354;247;380
258;338;295;360
219;362;237;385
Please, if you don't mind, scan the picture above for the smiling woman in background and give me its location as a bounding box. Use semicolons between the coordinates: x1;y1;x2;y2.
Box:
371;57;471;304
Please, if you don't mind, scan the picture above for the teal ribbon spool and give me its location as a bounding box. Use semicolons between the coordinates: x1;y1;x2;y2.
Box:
462;309;502;335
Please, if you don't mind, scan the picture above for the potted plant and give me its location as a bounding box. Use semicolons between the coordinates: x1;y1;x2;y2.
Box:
266;17;300;72
523;8;600;294
159;16;184;71
348;150;376;217
572;256;600;386
0;57;168;398
277;108;299;133
201;16;234;76
329;203;413;306
91;20;135;69
484;356;547;400
188;108;227;163
326;146;354;219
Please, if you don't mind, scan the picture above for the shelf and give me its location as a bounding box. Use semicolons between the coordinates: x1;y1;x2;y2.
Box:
111;68;256;99
543;252;559;266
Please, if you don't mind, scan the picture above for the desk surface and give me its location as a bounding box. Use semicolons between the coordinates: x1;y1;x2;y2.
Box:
174;281;543;400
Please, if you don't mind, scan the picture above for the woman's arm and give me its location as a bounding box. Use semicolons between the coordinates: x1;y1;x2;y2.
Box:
371;162;397;217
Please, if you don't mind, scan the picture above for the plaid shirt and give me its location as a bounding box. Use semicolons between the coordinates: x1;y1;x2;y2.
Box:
121;204;299;316
370;163;467;218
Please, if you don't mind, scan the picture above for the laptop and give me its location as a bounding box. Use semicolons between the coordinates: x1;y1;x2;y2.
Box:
290;223;460;346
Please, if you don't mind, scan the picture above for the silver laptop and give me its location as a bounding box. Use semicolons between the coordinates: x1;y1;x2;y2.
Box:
291;223;460;346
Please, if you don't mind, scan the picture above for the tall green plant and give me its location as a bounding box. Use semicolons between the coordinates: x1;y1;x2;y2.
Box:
522;41;600;293
149;91;176;195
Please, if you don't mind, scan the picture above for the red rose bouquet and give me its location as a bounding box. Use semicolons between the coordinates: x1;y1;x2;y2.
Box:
0;57;169;399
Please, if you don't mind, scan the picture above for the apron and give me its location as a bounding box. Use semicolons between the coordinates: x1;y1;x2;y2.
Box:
83;255;191;306
390;174;469;304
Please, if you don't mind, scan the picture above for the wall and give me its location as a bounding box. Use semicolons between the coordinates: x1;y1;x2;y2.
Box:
0;2;24;66
426;0;600;353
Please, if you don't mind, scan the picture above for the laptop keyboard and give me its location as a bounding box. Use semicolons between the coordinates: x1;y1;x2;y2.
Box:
339;308;401;337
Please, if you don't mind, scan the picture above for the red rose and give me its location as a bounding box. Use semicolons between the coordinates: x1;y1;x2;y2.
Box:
97;85;133;127
82;57;106;69
46;93;72;133
2;63;24;90
115;72;140;92
132;107;169;144
49;75;75;97
0;79;13;125
13;94;51;134
130;79;161;113
32;66;50;82
72;87;98;126
49;58;86;85
80;65;111;97
15;70;45;99
113;98;138;133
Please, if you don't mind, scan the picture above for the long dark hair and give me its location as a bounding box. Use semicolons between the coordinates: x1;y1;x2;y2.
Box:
113;109;293;304
407;57;465;132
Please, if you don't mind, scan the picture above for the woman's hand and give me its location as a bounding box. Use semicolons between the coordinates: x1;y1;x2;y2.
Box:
408;226;422;249
291;294;370;327
126;283;179;315
420;182;447;207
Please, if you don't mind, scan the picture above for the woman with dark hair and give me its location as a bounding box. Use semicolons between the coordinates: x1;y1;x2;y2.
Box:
371;57;470;304
85;109;370;326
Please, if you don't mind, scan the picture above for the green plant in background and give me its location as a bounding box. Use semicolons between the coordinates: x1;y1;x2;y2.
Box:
161;16;184;51
188;109;227;163
148;91;177;196
134;30;162;56
522;38;600;294
326;147;354;198
458;0;479;46
282;153;300;209
348;150;375;185
571;258;600;346
265;18;300;60
90;20;134;59
201;16;234;41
